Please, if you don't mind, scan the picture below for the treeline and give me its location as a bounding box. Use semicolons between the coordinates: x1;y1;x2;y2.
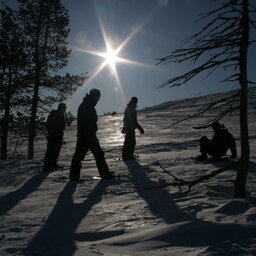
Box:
0;0;87;160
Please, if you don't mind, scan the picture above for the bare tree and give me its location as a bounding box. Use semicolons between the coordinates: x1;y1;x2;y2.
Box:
157;0;255;198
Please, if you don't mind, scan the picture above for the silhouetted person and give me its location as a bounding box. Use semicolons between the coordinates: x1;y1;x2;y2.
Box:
43;103;66;172
122;97;144;160
194;121;237;161
69;89;115;181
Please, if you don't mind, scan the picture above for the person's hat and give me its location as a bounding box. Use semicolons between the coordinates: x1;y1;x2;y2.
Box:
131;97;138;104
89;88;101;97
58;103;66;110
212;121;221;129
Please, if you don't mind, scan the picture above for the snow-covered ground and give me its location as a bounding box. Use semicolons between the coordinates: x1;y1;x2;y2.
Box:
1;88;256;256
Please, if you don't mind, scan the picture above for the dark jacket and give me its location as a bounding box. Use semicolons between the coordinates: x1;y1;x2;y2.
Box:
212;129;237;156
77;94;98;134
123;102;140;130
46;110;65;134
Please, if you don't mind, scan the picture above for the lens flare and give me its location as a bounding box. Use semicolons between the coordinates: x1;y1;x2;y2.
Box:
71;3;165;104
104;44;118;70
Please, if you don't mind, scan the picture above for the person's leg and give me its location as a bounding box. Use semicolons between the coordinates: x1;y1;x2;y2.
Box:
122;133;129;159
194;136;212;161
208;145;226;159
200;136;225;159
130;130;136;157
89;135;113;178
70;134;88;181
122;129;136;160
199;136;211;157
52;133;63;168
43;135;56;171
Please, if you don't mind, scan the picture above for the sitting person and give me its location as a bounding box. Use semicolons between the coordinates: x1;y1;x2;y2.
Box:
194;121;237;161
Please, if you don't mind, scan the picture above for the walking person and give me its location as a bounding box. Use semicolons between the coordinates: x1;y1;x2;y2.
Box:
43;103;66;172
122;97;144;160
69;89;115;181
194;121;237;161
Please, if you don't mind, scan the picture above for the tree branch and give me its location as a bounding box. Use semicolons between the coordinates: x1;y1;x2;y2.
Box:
155;160;239;195
164;91;240;129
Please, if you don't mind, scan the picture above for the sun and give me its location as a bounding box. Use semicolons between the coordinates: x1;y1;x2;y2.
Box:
104;45;118;70
71;4;164;110
72;3;162;90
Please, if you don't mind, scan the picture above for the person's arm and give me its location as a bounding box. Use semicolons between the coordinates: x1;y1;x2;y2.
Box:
134;111;144;134
137;123;144;134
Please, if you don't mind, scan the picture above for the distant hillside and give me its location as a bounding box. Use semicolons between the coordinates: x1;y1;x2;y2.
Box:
141;88;256;115
138;87;256;132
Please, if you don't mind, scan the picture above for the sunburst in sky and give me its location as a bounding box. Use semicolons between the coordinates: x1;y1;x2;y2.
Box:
72;3;161;105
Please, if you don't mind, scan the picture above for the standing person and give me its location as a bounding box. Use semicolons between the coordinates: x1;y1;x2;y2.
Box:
194;121;237;161
122;97;144;160
69;89;115;181
43;103;66;172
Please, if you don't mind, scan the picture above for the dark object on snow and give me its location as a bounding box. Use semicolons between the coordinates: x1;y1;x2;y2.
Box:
43;103;66;172
122;97;144;160
195;122;237;161
69;89;114;181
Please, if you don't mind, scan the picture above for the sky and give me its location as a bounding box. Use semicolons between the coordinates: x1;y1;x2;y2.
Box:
2;0;255;115
62;0;256;115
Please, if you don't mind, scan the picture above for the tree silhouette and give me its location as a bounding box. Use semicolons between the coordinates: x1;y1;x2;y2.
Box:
0;6;28;159
16;0;87;159
157;0;255;198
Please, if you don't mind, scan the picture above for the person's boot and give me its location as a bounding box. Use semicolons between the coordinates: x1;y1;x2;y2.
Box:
101;171;116;180
69;163;81;181
194;154;208;161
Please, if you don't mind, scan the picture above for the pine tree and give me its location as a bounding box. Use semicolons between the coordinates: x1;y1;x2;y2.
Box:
0;6;27;159
16;0;86;159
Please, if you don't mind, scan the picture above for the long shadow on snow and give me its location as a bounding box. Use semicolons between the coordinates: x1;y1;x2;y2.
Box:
124;160;193;224
107;160;256;250
0;172;48;215
23;180;124;256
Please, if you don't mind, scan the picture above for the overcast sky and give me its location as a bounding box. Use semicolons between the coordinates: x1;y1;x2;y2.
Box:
2;0;255;115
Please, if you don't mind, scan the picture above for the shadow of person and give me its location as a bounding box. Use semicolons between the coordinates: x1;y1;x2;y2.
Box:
24;180;124;256
123;160;193;225
0;172;48;215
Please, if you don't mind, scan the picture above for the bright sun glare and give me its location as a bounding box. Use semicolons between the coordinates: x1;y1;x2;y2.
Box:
104;45;117;69
72;3;163;102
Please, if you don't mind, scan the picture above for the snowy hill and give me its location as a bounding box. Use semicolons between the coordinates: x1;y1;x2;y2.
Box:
1;88;256;256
